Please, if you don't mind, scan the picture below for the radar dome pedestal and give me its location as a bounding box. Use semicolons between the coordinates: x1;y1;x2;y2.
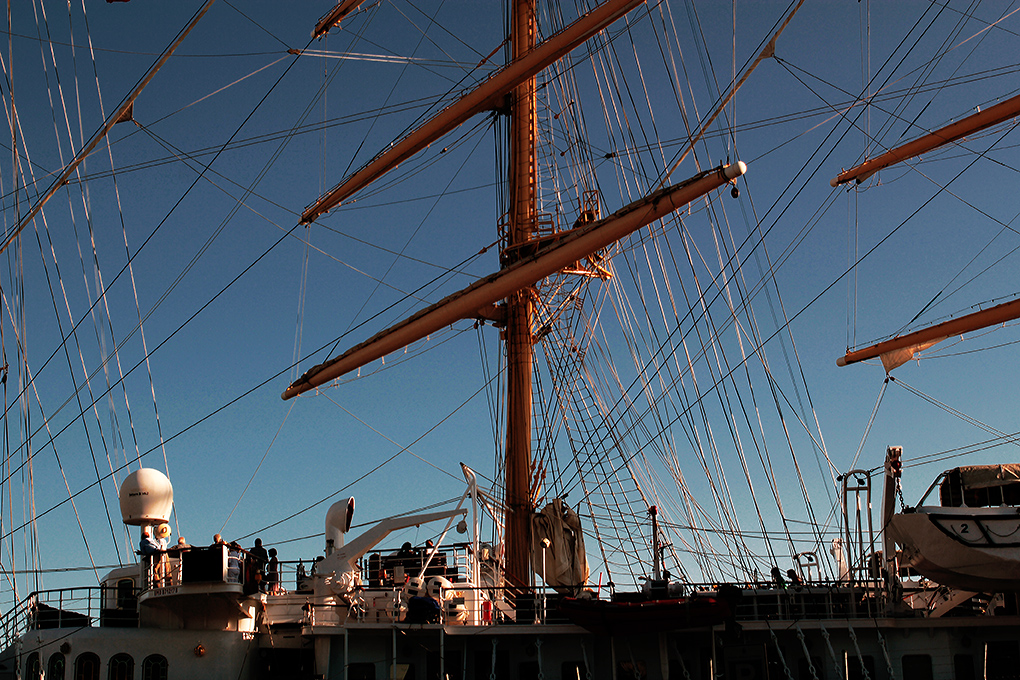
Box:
119;469;174;526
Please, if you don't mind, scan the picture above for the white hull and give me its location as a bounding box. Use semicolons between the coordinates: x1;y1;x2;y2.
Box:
4;628;258;680
888;507;1020;592
6;584;1020;680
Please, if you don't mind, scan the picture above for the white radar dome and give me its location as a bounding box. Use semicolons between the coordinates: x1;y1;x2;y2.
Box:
119;468;174;526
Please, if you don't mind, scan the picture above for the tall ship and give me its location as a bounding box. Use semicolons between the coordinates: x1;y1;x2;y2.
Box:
1;1;1020;679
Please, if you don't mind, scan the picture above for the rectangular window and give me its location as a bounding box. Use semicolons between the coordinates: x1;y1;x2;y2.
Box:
953;654;975;680
986;642;1020;680
901;654;932;680
846;655;877;680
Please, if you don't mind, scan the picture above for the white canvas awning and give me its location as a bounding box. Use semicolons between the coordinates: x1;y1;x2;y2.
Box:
954;464;1020;490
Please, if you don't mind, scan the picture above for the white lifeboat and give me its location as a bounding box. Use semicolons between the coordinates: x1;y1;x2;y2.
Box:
887;464;1020;592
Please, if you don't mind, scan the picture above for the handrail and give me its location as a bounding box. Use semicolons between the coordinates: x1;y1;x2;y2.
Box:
292;578;900;629
0;587;107;650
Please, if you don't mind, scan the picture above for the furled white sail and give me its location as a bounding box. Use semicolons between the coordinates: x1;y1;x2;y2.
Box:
531;499;588;595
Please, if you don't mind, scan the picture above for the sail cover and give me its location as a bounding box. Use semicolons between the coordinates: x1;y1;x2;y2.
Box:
955;465;1020;489
531;499;588;595
879;338;944;373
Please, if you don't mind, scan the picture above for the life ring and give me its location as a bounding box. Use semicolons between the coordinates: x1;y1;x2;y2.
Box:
426;576;453;601
403;577;426;599
445;597;466;622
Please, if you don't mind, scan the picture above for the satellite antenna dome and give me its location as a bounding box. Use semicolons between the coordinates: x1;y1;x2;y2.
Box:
119;468;174;526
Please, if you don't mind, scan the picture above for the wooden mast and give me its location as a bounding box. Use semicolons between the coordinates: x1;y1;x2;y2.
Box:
287;0;746;596
504;0;537;592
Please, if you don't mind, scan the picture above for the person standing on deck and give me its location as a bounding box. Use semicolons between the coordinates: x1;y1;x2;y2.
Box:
140;530;161;557
251;538;269;592
140;529;167;586
267;548;281;594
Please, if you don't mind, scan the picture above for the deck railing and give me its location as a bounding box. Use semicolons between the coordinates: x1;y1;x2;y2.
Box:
298;582;572;628
0;572;916;649
0;587;106;650
290;575;925;630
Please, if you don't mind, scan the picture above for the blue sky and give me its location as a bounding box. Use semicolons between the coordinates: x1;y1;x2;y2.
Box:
3;0;1020;604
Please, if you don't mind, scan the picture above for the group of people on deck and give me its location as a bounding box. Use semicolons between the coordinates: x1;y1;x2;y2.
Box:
246;537;283;594
139;525;185;587
211;535;283;594
140;529;282;594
